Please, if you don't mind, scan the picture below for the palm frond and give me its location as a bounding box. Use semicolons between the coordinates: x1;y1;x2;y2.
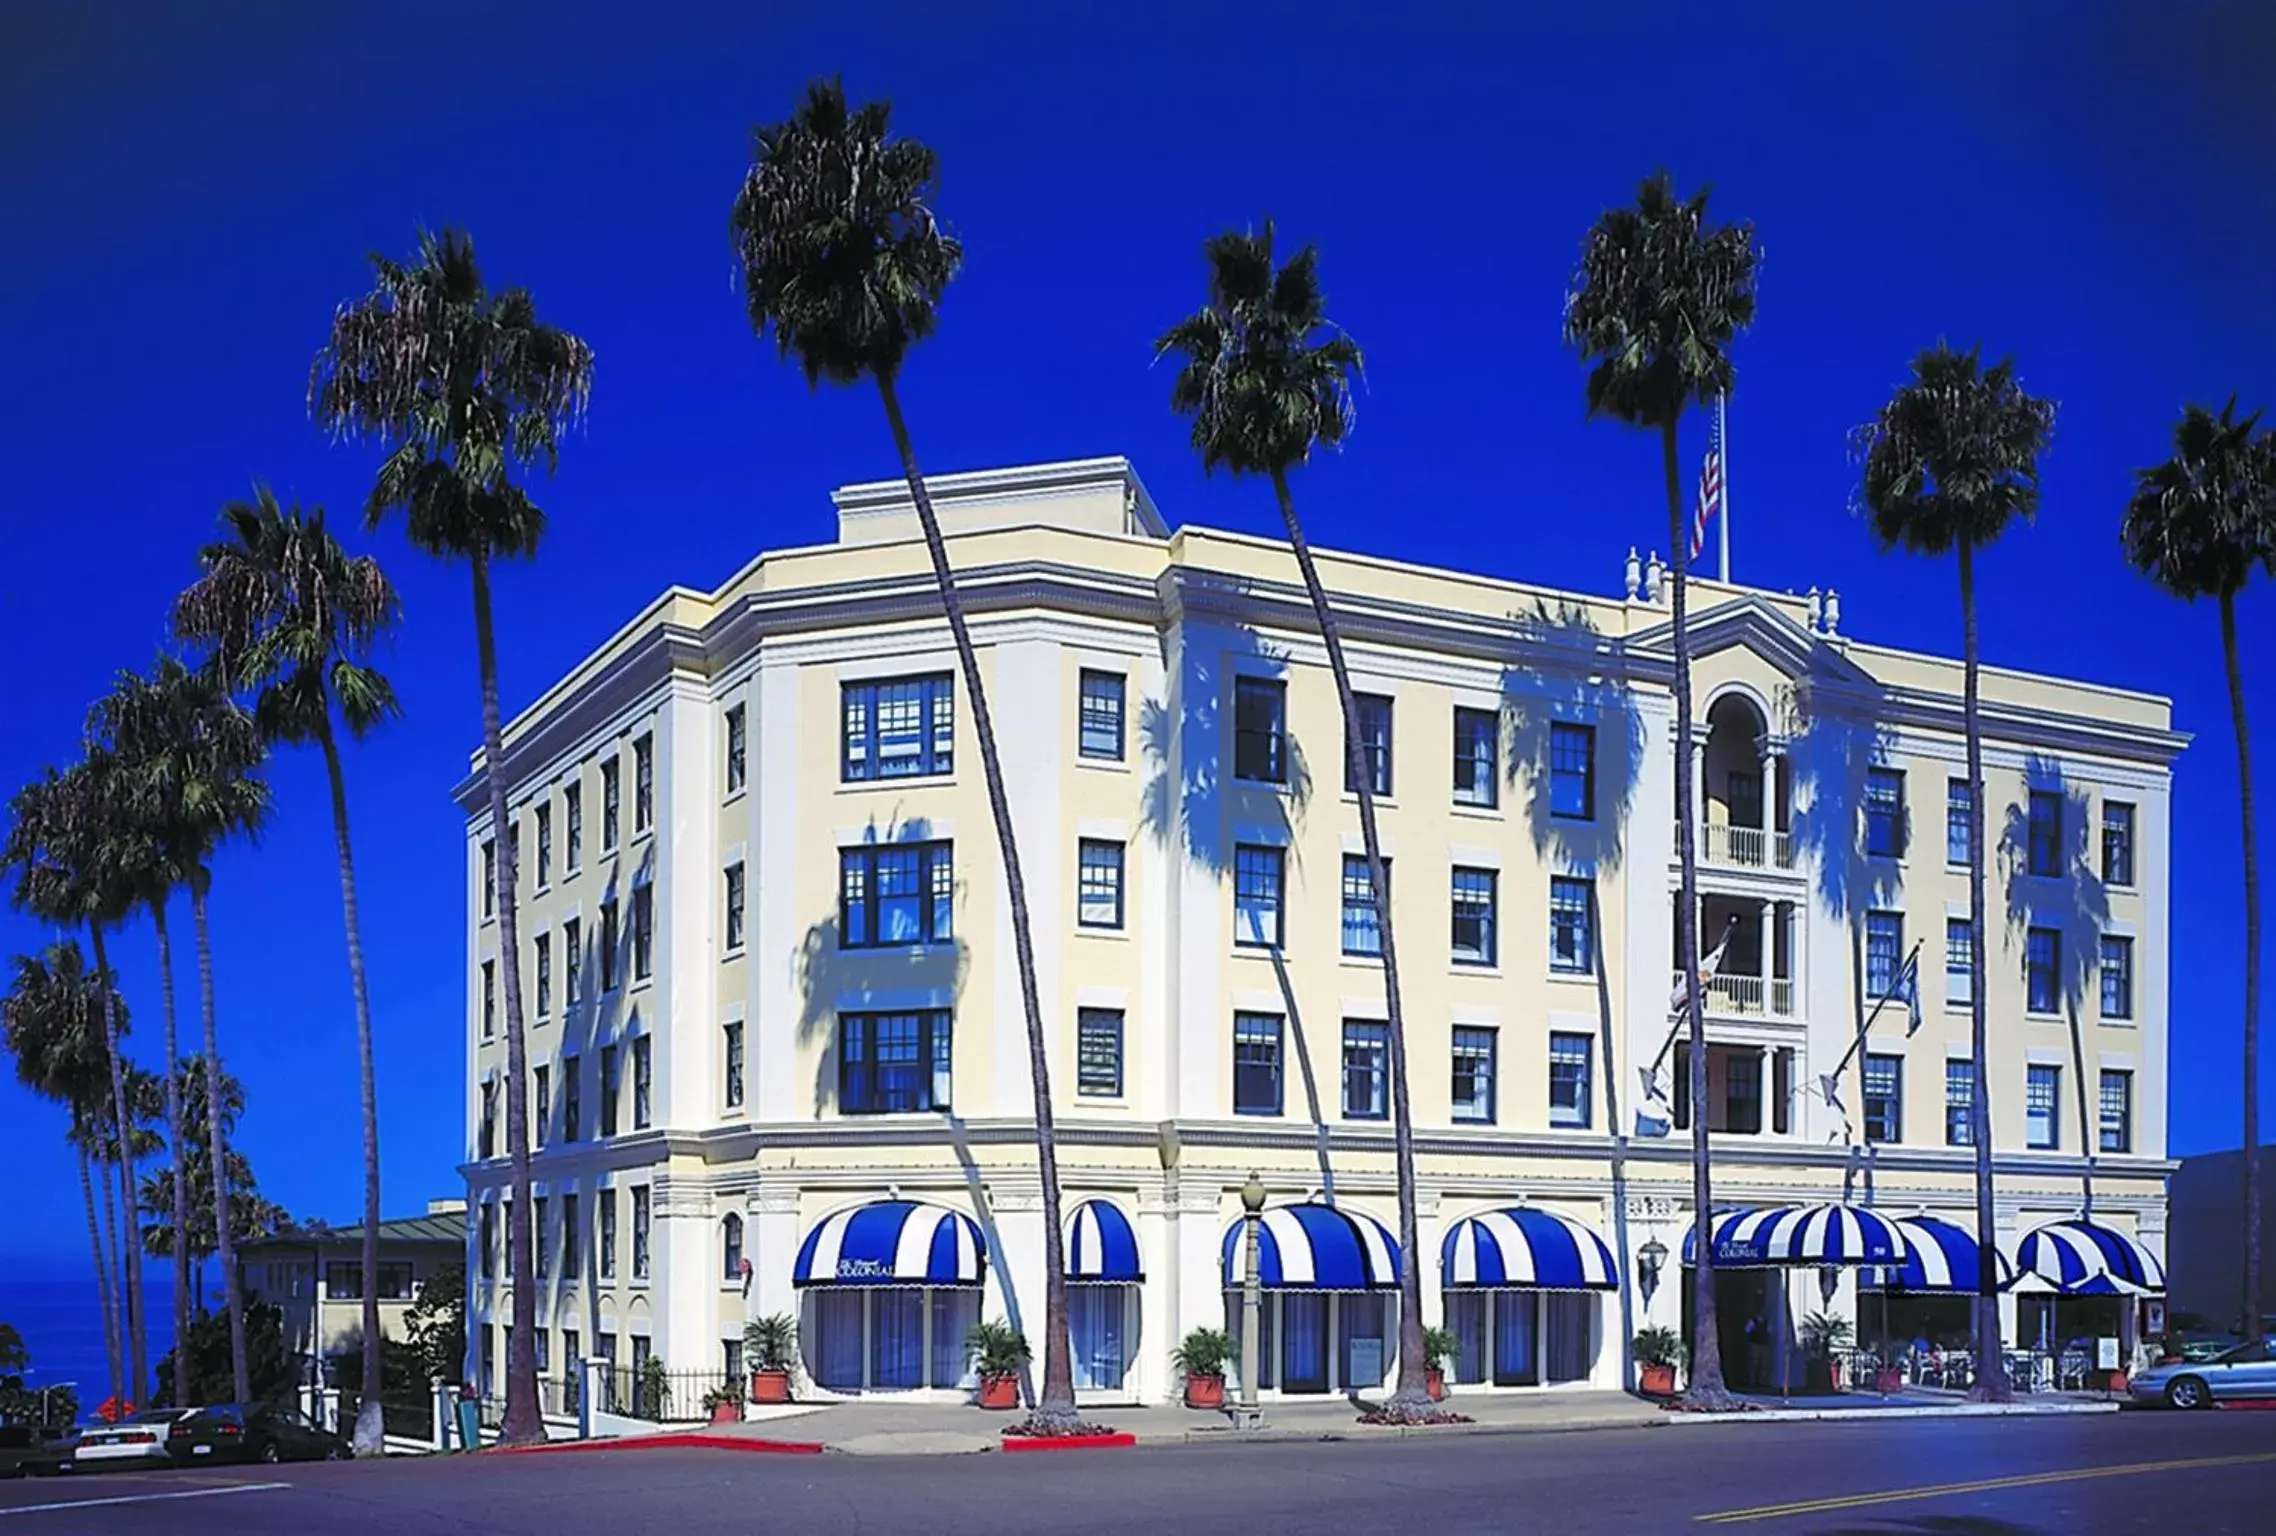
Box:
2120;397;2276;601
1852;342;2059;554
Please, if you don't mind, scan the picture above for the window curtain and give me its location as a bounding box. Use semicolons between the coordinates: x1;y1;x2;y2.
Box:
1069;1284;1129;1391
871;1290;925;1389
1337;1293;1389;1390
813;1292;865;1391
1282;1294;1329;1393
1494;1291;1539;1386
928;1289;979;1389
1447;1293;1489;1385
1545;1293;1594;1383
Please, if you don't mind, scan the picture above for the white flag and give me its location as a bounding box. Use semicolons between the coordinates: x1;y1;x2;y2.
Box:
1670;915;1739;1014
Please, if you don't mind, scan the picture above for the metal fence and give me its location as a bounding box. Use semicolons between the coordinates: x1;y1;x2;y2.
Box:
596;1366;739;1422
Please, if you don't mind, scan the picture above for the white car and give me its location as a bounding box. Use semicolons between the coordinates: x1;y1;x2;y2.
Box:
2130;1339;2276;1409
72;1409;195;1468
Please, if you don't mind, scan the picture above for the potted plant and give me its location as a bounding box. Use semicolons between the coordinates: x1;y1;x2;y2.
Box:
701;1382;744;1425
1420;1326;1460;1401
965;1319;1029;1411
745;1314;798;1404
1800;1312;1853;1395
1172;1327;1234;1410
1872;1343;1905;1396
1634;1326;1683;1397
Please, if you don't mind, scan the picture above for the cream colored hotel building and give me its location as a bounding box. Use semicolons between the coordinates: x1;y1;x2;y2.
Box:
459;457;2178;1406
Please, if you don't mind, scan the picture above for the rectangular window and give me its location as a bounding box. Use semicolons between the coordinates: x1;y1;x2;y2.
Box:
565;782;583;873
1863;1054;1903;1144
564;918;582;1007
633;734;654;833
533;1065;550;1148
2026;1064;2061;1149
839;842;955;948
561;1193;579;1276
481;960;496;1038
1341;1020;1388;1119
1945;1060;1975;1147
1865;768;1905;858
534;933;552;1018
842;674;955;781
632;1035;652;1129
1340;855;1386;958
479;1081;496;1159
598;1189;617;1279
2026;928;2061;1014
480;1202;497;1279
600;900;620;993
632;885;653;981
1451;1026;1497;1124
2028;790;2063;876
837;1010;953;1114
563;1054;580;1142
1233;844;1285;948
1452;707;1499;808
1945;919;1973;1006
724;863;746;951
1946;778;1972;867
2102;802;2135;886
481;840;496;918
1077;840;1125;929
723;1021;745;1109
1450;866;1497;966
1865;911;1903;998
1346;694;1393;797
533;1195;550;1278
2099;935;2134;1020
599;1045;620;1137
536;804;553;887
2099;1069;2133;1153
1232;677;1287;784
602;759;620;852
1548;877;1593;974
1078;670;1125;761
1077;1008;1123;1098
1548;1031;1592;1129
1549;722;1596;821
631;1187;651;1280
1232;1012;1283;1115
725;705;747;794
1725;1050;1763;1135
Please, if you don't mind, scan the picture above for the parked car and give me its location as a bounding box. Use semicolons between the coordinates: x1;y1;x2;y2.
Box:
167;1404;351;1465
0;1424;75;1478
72;1409;197;1469
2130;1338;2276;1409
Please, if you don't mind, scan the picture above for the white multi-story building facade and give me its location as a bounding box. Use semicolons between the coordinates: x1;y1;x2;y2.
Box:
460;458;2178;1406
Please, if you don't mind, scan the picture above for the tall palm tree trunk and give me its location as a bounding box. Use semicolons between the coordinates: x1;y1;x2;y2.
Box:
2222;590;2261;1336
190;881;250;1406
98;1143;124;1395
316;719;387;1455
78;1132;122;1407
876;373;1077;1425
1664;420;1730;1407
87;925;148;1404
473;550;543;1446
1270;466;1431;1411
1958;538;2011;1402
151;898;192;1407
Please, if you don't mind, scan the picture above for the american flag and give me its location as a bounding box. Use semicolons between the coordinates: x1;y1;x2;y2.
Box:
1690;404;1725;562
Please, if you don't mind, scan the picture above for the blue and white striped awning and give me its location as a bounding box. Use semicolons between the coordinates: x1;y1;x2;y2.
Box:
1066;1199;1142;1283
1441;1207;1619;1291
792;1201;987;1287
2015;1219;2165;1296
1221;1203;1401;1290
1682;1205;1907;1268
1870;1215;2015;1292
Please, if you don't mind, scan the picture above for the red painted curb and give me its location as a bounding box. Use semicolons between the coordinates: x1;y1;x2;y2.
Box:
1000;1432;1137;1452
489;1431;824;1456
2216;1400;2276;1411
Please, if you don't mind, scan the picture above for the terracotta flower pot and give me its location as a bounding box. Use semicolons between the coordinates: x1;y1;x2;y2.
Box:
710;1402;742;1425
978;1373;1021;1410
1639;1362;1677;1397
1426;1368;1447;1402
750;1369;791;1405
1874;1367;1904;1395
1183;1373;1226;1410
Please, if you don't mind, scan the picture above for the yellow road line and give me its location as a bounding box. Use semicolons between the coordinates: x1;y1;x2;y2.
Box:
1695;1450;2276;1525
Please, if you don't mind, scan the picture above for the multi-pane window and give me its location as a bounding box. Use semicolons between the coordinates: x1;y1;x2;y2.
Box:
1077;1008;1123;1098
2100;936;2134;1020
840;842;955;948
535;933;552;1018
2099;1069;2133;1153
838;1010;953;1113
600;1045;620;1137
1945;1060;1975;1146
1548;877;1593;973
1342;1021;1389;1119
1232;1012;1283;1115
2026;928;2061;1014
1451;1026;1496;1123
480;1202;497;1278
1865;911;1903;998
842;675;955;781
633;734;654;833
598;1189;617;1279
533;1195;550;1277
561;1193;580;1276
1450;867;1497;966
631;1187;652;1280
1078;840;1124;929
2026;1063;2062;1149
1725;1050;1763;1135
482;960;496;1038
1232;677;1287;784
723;1021;745;1109
1945;919;1973;1006
565;782;582;872
1234;844;1285;948
2028;790;2063;876
1549;722;1595;820
600;900;620;992
563;1054;580;1142
536;804;553;887
1452;707;1499;808
1865;768;1905;857
1346;694;1393;797
1078;670;1125;761
2102;802;2136;886
1341;855;1386;957
1548;1031;1592;1129
632;885;653;981
724;863;746;951
722;1213;744;1281
602;759;620;852
534;1066;550;1148
479;1080;496;1158
1946;778;1973;866
564;918;582;1007
1862;1054;1903;1144
482;840;496;918
632;1035;652;1130
725;705;747;794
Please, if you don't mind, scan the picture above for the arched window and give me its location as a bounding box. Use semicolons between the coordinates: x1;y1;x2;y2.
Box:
722;1213;745;1281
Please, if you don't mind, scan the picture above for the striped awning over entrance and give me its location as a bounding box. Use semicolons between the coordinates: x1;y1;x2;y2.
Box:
1681;1205;1907;1268
792;1200;987;1287
1220;1203;1401;1290
1065;1199;1142;1283
2014;1219;2165;1296
1441;1207;1619;1291
1871;1215;2015;1292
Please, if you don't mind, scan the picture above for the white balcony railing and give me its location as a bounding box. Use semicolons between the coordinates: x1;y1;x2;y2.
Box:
1673;970;1797;1019
1687;820;1796;871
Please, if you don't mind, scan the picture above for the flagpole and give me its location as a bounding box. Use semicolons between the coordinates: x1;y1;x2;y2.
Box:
1827;939;1926;1084
1717;391;1730;584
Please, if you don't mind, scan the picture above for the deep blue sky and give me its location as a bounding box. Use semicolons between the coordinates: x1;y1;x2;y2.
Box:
2;2;2271;1269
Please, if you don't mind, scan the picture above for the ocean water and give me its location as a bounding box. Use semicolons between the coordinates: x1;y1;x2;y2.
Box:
0;1272;181;1420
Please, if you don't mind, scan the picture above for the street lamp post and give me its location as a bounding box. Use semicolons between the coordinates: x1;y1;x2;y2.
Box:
1233;1172;1267;1432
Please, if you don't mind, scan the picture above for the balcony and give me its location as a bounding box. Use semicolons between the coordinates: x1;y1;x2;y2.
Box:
1689;820;1796;872
1675;970;1797;1018
1674;892;1800;1020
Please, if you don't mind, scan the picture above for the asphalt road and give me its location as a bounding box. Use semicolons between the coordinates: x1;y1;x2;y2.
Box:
4;1411;2272;1533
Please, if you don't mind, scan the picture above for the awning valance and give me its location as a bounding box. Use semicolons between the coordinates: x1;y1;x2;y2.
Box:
1441;1207;1618;1291
2014;1218;2165;1296
1683;1205;1906;1268
1220;1203;1400;1290
1066;1199;1142;1283
1869;1215;2015;1292
792;1200;986;1287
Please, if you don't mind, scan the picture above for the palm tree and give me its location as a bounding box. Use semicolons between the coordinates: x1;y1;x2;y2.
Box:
1155;223;1440;1412
140;1057;287;1306
730;77;1084;1430
1855;343;2056;1402
94;659;270;1405
310;227;592;1447
175;485;400;1452
1563;172;1758;1410
2122;398;2276;1335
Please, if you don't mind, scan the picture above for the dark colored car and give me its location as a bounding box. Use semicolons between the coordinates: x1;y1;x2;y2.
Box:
0;1424;75;1478
168;1405;352;1465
